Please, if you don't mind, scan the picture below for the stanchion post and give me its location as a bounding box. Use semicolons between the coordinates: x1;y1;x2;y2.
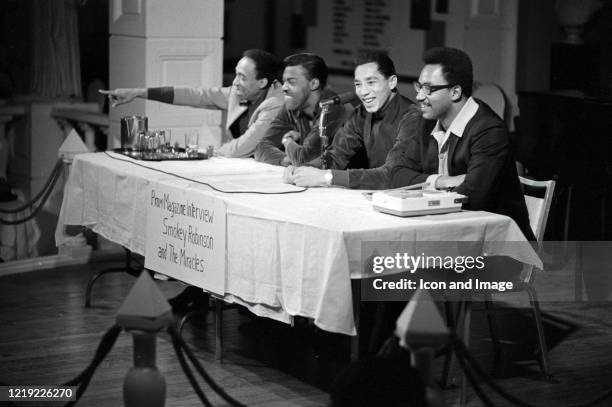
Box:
124;331;166;407
395;289;450;407
56;129;92;259
116;271;173;407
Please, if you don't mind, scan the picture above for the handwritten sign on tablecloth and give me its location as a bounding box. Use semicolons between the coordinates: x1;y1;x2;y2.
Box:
144;182;226;295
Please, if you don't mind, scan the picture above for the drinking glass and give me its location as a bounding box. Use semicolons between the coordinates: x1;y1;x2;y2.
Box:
149;131;160;153
160;129;172;152
185;131;200;157
137;131;147;151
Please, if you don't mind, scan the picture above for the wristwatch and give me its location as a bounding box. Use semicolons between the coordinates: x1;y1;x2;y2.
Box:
281;135;292;145
323;170;333;186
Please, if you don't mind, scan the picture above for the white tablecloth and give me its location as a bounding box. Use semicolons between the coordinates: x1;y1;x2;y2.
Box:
57;152;541;335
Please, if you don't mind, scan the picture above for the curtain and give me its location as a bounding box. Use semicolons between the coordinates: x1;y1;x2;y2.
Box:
30;0;82;98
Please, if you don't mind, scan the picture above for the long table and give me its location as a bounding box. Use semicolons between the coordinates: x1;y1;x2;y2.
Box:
56;152;541;335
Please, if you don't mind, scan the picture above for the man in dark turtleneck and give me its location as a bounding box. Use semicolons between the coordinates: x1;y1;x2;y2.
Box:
286;51;420;190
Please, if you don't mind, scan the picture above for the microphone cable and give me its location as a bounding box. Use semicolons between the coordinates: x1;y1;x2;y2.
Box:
103;151;307;195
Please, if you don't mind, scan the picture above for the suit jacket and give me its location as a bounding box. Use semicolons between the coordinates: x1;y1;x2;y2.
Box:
389;99;536;241
173;83;284;158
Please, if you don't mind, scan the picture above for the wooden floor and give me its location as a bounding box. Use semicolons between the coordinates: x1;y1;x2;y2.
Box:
1;260;612;406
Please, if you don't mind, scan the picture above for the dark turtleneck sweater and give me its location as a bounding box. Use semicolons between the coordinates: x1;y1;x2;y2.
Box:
325;91;421;189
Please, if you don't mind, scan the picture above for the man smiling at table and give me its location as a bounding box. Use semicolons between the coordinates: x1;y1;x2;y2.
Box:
285;52;421;190
254;53;347;166
388;47;535;241
100;49;284;158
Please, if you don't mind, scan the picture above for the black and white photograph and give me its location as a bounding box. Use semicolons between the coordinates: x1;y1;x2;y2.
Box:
1;0;612;406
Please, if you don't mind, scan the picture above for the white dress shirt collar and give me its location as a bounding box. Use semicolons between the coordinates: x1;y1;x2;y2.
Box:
424;97;479;188
431;96;479;139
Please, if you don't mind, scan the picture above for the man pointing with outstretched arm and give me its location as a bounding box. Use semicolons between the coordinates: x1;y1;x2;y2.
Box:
101;49;284;158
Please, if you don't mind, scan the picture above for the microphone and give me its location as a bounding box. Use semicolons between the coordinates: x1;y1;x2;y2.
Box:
319;91;357;108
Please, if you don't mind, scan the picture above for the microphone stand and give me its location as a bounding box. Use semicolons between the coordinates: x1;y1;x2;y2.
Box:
318;104;330;169
318;91;354;169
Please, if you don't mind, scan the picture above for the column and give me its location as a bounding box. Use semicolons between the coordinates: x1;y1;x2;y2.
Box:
109;0;224;149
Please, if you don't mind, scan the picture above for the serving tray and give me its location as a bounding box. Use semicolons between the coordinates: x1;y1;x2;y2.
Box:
113;148;208;161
